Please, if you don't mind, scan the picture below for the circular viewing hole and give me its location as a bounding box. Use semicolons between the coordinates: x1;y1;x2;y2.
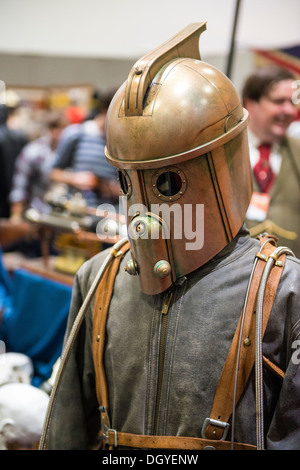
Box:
118;170;131;196
156;171;182;197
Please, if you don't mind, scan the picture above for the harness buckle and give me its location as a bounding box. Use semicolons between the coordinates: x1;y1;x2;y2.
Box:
255;252;268;262
201;418;230;440
99;406;118;448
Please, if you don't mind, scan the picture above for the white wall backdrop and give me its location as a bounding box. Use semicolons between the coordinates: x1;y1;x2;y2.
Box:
0;0;299;93
0;0;299;59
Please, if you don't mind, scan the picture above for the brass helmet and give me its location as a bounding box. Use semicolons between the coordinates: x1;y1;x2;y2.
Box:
105;23;252;295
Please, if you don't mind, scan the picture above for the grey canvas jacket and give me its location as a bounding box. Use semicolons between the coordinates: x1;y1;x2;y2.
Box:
44;226;300;450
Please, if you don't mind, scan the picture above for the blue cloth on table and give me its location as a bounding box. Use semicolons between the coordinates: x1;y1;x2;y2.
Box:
0;248;13;318
0;268;72;386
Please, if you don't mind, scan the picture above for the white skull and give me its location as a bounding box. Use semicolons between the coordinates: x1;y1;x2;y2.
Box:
0;383;49;449
0;352;34;385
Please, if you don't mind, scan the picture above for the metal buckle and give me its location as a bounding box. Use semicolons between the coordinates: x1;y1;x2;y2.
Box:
99;406;117;448
201;418;230;440
255;252;268;262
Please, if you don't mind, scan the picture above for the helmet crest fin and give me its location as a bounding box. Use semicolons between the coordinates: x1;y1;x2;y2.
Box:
124;22;207;117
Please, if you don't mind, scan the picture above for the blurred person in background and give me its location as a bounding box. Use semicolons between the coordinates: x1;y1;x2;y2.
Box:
0;105;27;218
3;111;66;257
9;111;67;220
50;89;120;210
242;65;300;257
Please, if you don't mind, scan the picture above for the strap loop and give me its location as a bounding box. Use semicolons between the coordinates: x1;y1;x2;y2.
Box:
100;406;117;448
201;418;229;440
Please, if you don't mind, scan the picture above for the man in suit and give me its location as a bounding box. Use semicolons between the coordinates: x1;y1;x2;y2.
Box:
242;65;300;257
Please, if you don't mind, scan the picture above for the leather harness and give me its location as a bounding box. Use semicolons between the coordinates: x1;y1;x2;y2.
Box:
92;237;287;450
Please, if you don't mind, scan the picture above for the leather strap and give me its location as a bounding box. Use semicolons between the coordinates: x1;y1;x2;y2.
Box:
92;241;130;408
204;237;286;440
262;355;284;379
106;430;256;451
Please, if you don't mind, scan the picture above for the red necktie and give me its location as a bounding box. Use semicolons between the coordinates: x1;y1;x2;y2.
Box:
253;144;275;193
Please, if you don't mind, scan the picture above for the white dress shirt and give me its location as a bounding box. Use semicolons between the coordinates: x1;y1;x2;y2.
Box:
247;129;282;175
246;129;282;222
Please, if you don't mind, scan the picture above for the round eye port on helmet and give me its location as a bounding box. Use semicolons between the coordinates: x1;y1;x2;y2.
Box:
117;170;132;197
152;167;187;201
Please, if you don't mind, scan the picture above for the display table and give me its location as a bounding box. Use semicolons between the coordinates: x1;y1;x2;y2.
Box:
0;261;73;386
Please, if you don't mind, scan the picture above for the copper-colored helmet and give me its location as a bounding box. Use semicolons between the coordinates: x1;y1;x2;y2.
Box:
105;23;252;295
